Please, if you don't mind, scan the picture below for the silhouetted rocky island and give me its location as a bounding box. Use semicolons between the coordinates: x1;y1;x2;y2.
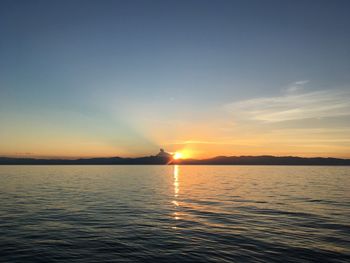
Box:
1;149;350;165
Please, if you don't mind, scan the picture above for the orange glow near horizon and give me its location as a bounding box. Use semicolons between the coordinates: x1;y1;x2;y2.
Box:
173;152;183;160
2;129;350;159
172;148;194;159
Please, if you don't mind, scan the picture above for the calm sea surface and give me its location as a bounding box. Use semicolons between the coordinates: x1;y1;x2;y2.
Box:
0;165;349;262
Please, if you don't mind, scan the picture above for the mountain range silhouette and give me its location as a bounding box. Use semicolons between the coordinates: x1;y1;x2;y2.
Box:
1;149;349;165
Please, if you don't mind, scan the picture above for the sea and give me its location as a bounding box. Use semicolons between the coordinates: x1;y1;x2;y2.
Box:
0;165;349;262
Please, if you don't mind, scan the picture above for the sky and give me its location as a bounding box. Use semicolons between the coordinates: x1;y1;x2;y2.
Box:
1;0;350;158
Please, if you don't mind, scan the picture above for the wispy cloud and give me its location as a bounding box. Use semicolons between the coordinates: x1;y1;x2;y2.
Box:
225;83;350;122
169;140;240;145
167;139;265;147
285;80;309;93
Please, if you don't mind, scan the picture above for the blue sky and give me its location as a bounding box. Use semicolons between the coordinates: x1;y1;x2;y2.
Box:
1;0;350;158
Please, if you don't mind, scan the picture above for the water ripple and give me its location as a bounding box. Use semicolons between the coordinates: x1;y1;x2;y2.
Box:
0;165;349;262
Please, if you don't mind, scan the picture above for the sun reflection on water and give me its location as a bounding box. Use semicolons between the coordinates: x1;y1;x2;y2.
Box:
172;165;180;226
174;165;179;198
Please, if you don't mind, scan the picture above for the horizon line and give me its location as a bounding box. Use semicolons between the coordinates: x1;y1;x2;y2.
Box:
1;154;350;161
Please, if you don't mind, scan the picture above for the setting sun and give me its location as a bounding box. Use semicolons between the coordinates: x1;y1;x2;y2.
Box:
173;152;183;160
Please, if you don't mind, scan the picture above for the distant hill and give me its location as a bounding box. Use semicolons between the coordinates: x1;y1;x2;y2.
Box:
0;156;170;165
1;155;350;165
173;155;350;165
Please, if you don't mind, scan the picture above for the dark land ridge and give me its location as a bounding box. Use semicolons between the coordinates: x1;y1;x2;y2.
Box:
1;150;350;165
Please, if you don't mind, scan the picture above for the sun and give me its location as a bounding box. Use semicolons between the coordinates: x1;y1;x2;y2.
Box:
173;152;183;160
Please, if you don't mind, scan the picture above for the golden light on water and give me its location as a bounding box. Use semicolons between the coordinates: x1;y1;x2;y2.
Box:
174;165;179;198
172;165;180;225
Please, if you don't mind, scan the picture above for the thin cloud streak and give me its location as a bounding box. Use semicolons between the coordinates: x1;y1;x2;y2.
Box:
225;88;350;123
168;140;264;146
169;140;237;145
286;80;309;93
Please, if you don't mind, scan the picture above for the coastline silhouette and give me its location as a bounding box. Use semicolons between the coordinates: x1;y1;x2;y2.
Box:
1;149;349;165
